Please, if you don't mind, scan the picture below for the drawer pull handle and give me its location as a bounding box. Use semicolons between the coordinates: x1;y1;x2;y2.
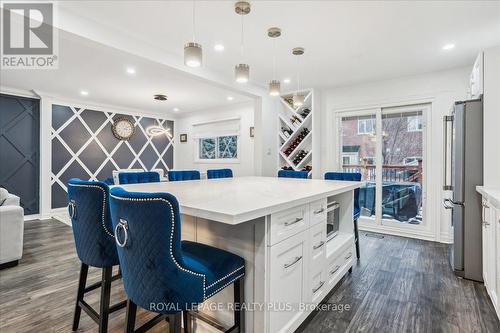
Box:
329;265;340;275
313;208;325;215
284;256;302;269
284;217;303;227
345;252;352;260
313;241;325;250
312;281;325;293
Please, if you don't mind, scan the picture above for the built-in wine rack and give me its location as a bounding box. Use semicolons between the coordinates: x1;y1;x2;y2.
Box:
278;89;313;176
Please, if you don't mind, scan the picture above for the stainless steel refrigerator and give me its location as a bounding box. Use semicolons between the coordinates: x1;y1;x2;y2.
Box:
443;97;483;282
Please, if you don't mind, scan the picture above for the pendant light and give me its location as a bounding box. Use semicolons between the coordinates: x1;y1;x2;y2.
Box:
184;0;202;67
268;27;281;96
292;47;305;107
234;1;251;83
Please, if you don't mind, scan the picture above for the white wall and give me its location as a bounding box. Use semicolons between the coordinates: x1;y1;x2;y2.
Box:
175;102;255;176
317;66;470;243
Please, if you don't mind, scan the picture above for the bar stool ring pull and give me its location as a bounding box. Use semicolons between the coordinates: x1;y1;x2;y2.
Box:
115;219;129;248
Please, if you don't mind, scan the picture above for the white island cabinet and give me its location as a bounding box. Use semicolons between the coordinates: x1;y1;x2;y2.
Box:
117;176;361;333
476;186;500;320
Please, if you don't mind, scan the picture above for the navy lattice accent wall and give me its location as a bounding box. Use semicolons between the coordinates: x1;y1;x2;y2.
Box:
51;104;174;208
0;94;40;214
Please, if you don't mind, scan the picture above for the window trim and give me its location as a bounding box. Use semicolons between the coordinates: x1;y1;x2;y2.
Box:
194;135;240;164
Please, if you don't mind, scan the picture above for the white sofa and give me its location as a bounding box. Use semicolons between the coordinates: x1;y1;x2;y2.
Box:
0;192;24;268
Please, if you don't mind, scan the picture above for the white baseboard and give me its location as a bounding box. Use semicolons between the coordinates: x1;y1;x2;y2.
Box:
51;208;71;226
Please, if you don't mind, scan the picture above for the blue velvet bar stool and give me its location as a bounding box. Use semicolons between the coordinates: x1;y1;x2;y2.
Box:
207;168;233;179
109;187;245;333
168;170;201;181
324;172;362;259
67;179;126;333
118;171;160;184
277;170;309;178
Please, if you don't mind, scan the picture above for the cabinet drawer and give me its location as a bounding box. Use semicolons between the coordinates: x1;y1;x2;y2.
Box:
269;204;309;246
326;241;355;286
341;246;355;266
310;199;327;226
310;268;327;303
309;222;326;267
269;233;306;333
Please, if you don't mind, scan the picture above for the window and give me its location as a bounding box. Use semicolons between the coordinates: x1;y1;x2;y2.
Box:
357;118;376;134
342;156;351;165
407;115;423;132
198;135;238;160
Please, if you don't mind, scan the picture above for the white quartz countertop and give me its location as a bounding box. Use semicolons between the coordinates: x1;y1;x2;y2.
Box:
114;176;362;224
476;186;500;208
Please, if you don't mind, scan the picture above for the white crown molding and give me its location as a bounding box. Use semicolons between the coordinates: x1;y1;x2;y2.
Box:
0;86;39;99
33;89;177;121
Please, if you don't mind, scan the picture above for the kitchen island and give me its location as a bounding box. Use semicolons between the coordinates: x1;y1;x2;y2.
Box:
116;176;361;333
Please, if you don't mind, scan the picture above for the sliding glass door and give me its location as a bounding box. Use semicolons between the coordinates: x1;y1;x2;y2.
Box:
338;104;428;230
339;111;377;222
381;106;426;227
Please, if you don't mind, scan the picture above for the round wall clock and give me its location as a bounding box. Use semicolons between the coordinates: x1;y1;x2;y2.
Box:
112;118;135;141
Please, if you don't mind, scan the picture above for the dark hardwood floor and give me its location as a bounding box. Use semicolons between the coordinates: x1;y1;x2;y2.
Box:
298;232;500;333
1;220;499;332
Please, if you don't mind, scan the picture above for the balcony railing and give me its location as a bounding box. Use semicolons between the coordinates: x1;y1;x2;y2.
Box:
342;163;422;184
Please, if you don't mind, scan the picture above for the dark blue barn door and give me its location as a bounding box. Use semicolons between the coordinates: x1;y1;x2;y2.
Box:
0;94;40;214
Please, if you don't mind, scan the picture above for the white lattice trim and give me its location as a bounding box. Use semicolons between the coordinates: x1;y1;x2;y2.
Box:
109;194;207;300
67;183;114;238
205;265;245;289
205;273;245;300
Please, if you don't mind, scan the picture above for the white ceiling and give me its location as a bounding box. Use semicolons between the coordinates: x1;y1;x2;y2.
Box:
0;30;251;115
57;0;500;89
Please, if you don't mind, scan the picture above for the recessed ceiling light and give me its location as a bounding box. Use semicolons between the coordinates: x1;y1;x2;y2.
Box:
173;107;180;112
214;44;225;52
283;78;291;84
126;67;136;74
80;90;89;96
442;43;455;51
227;96;234;101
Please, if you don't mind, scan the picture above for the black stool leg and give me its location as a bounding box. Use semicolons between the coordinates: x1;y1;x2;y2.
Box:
72;263;89;331
99;267;113;333
124;299;137;333
354;219;360;259
168;312;181;333
183;311;190;333
234;277;244;332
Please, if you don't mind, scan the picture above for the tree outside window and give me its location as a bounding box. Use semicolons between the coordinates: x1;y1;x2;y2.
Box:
199;136;238;160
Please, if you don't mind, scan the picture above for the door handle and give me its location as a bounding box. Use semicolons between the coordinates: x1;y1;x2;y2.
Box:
313;241;325;250
284;256;302;269
313;208;325;215
444;198;463;207
345;252;352;260
284;217;303;227
482;201;490;224
443;200;453;209
443;115;454;191
312;281;325;294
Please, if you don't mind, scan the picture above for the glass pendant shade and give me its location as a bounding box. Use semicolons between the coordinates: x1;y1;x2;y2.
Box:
293;93;305;107
235;64;250;83
184;42;202;67
269;80;281;96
